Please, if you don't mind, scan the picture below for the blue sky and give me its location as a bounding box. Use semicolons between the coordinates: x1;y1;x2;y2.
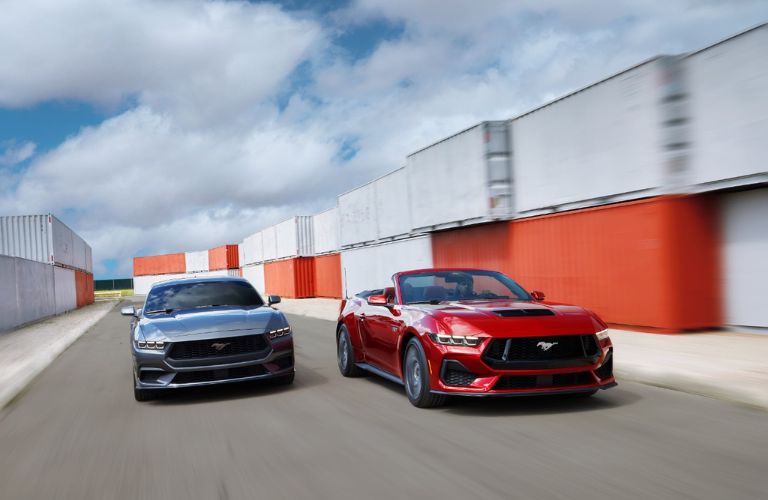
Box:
1;0;767;278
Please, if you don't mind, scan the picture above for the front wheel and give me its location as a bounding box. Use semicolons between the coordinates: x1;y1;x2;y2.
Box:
403;338;446;408
133;375;155;402
337;325;363;377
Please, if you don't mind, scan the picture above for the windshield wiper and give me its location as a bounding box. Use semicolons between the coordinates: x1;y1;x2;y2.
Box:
144;308;175;314
407;300;444;305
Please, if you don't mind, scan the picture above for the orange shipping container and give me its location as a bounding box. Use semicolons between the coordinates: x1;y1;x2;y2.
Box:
265;258;315;298
209;245;240;270
432;195;721;332
431;222;512;275
314;253;342;298
75;270;94;307
133;253;186;276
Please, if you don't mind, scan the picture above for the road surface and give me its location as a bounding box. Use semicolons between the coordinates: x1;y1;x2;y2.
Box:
1;300;766;499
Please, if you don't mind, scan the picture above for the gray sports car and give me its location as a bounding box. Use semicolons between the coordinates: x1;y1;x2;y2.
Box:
121;276;294;401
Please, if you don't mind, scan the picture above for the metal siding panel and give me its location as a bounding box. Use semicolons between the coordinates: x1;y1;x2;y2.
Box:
264;257;316;298
341;236;432;297
72;234;87;271
51;215;75;268
0;256;19;331
241;231;264;265
339;182;378;246
687;26;768;187
508;196;720;331
242;263;266;296
53;266;77;314
0;215;52;264
314;253;342;298
15;258;55;325
184;251;209;273
431;222;512;274
312;208;340;255
722;188;768;327
374;168;412;239
262;226;278;262
511;60;665;213
133;253;186;276
406;125;490;229
275;218;298;259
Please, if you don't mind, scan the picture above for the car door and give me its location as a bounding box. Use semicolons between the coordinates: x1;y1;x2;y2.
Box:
361;288;405;375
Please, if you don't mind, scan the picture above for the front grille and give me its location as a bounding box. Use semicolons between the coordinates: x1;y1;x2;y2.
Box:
483;335;599;369
443;369;476;386
172;364;268;385
493;372;593;390
168;335;268;360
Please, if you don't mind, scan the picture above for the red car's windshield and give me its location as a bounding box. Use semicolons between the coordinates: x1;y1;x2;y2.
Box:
398;270;532;304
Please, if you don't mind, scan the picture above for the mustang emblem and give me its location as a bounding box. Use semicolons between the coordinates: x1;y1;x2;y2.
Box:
211;342;231;351
536;341;558;351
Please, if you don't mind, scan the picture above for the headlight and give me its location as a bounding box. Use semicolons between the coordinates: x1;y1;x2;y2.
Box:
268;327;291;340
135;340;164;350
596;329;610;341
428;333;481;347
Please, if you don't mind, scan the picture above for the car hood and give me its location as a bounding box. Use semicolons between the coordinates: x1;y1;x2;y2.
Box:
410;300;603;337
138;306;283;340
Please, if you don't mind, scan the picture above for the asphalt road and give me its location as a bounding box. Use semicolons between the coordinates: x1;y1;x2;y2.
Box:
1;300;766;500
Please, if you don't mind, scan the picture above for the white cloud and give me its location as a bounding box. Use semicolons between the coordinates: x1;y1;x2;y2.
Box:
0;141;36;166
2;0;767;277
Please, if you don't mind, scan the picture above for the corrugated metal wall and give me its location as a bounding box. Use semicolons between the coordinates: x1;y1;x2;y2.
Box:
722;188;768;327
133;253;186;276
341;236;432;297
431;222;512;275
314;253;342;298
509;196;720;331
185;251;209;273
241;264;266;297
209;245;239;270
0;215;92;272
54;267;77;314
312;208;340;255
75;270;94;308
264;258;316;298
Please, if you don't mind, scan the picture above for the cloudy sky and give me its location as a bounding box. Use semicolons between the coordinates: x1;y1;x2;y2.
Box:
1;0;766;278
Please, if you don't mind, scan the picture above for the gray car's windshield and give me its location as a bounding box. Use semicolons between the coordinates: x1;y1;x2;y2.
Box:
398;270;531;304
144;281;263;314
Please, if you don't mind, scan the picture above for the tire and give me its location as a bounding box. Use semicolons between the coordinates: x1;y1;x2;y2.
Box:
133;375;155;402
337;325;363;377
403;338;446;408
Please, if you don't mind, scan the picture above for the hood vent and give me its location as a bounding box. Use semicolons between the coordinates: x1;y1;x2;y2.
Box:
493;309;555;317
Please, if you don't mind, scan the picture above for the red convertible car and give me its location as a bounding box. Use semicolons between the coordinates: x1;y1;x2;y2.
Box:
336;268;616;408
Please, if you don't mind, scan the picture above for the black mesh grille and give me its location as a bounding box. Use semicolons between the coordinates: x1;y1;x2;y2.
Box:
493;309;555;317
443;369;476;386
168;335;268;360
172;364;268;385
483;335;599;368
493;372;593;390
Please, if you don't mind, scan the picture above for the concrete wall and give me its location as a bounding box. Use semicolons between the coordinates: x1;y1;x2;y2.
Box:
0;255;82;332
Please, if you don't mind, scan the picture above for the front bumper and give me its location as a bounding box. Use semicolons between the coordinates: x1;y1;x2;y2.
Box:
132;336;294;389
424;338;616;397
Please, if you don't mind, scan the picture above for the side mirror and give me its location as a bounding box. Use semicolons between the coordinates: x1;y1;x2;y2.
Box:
121;306;137;317
367;294;387;306
531;291;546;301
268;295;281;306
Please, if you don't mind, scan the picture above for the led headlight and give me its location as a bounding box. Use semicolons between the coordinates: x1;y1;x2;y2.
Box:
268;327;291;340
135;340;164;350
596;329;610;341
428;333;481;347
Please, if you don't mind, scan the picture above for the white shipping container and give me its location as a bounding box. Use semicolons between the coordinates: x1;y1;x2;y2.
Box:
687;25;768;189
374;168;412;240
0;214;92;272
241;264;266;297
274;216;314;260
241;231;265;266
722;188;768;328
53;266;77;315
338;182;378;247
262;226;278;262
341;236;432;297
312;208;340;255
407;122;512;231
185;250;209;273
511;59;668;214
